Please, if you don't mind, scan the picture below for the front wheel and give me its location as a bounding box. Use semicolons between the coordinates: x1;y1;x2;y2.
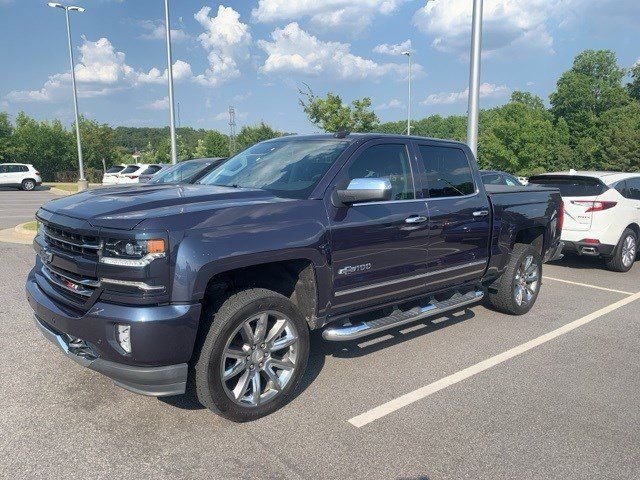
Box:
486;243;542;315
21;179;36;191
194;288;310;422
605;229;637;273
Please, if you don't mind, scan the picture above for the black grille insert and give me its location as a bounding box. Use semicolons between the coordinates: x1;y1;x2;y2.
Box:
43;224;100;256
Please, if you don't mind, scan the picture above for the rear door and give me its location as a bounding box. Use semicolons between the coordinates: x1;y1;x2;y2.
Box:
0;165;7;185
624;177;640;223
529;175;608;232
414;142;491;290
326;139;430;312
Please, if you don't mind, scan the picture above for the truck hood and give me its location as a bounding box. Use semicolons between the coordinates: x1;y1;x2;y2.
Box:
40;184;282;230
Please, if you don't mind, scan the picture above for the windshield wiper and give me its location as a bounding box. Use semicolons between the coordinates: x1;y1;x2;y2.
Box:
211;183;240;189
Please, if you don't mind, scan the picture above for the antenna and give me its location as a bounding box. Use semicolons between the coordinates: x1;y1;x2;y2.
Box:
228;105;237;155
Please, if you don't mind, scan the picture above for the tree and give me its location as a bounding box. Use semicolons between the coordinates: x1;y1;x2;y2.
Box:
299;84;378;132
78;116;116;171
0;112;13;161
236;122;284;151
195;131;230;158
510;91;545;110
628;63;640;101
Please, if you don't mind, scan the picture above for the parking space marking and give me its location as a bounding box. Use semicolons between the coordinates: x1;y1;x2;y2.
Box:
543;276;634;295
348;290;640;428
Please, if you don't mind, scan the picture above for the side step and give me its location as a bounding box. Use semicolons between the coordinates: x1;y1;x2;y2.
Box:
322;290;484;342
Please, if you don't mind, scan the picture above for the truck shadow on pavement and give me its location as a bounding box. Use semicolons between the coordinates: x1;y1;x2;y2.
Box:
548;254;608;270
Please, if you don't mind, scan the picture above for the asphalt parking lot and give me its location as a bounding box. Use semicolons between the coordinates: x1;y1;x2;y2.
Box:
0;187;57;229
1;243;639;479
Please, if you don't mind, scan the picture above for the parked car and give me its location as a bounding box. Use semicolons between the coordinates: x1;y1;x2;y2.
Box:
102;165;126;185
146;158;227;185
481;170;523;186
518;176;529;186
529;171;640;272
138;165;167;184
117;164;164;184
27;134;563;422
0;163;42;191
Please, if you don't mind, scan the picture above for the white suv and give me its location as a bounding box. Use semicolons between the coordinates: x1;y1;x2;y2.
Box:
117;164;163;184
529;171;640;272
102;165;126;185
0;163;42;191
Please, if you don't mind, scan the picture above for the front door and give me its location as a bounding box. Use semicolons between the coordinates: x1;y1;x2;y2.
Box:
326;140;430;313
414;142;491;290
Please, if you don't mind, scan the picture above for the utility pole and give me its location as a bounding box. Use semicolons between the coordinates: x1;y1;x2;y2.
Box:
466;0;484;157
47;3;87;190
402;49;412;136
164;0;178;164
228;106;237;155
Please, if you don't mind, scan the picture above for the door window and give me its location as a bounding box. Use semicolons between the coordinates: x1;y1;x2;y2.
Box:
626;178;640;200
6;165;26;173
0;165;6;173
346;144;414;201
417;145;475;198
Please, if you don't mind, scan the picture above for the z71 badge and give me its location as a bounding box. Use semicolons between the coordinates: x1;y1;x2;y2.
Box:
338;263;372;275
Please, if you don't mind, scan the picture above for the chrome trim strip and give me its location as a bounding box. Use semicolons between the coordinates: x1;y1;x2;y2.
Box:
101;278;165;292
41;265;96;297
44;230;99;251
44;264;100;287
334;260;487;297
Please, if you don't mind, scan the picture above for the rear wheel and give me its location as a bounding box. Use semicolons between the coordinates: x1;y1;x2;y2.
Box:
605;229;637;273
194;288;310;422
486;243;542;315
21;179;36;191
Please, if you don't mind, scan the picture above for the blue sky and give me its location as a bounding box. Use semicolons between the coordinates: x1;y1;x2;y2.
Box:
1;0;639;134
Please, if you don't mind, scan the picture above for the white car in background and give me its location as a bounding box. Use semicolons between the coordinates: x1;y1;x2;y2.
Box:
102;165;126;185
529;171;640;272
116;164;163;184
0;163;42;191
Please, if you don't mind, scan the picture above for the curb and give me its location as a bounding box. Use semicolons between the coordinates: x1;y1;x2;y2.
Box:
48;187;72;196
0;222;37;245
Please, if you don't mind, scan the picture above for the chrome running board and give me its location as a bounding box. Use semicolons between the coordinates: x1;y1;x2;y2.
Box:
322;290;484;342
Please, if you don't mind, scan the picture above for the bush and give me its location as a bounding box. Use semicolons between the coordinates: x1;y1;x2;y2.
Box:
54;168;103;184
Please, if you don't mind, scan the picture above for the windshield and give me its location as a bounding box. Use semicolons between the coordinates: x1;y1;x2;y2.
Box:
529;175;608;197
149;161;211;184
121;165;141;175
198;139;349;199
106;166;124;174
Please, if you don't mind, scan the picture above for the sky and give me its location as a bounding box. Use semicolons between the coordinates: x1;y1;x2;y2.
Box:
0;0;639;134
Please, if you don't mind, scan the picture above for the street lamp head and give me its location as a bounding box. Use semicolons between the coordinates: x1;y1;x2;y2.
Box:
402;51;411;56
46;3;85;12
68;6;85;12
47;2;65;8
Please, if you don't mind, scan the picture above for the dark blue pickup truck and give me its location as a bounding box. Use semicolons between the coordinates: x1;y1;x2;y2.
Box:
26;134;564;421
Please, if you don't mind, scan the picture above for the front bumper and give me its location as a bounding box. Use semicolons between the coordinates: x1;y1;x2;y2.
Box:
26;269;202;397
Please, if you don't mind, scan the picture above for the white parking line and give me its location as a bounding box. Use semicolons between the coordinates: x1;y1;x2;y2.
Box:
543;276;634;295
348;290;640;428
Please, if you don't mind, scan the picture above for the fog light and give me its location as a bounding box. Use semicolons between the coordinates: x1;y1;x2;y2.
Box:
116;324;131;354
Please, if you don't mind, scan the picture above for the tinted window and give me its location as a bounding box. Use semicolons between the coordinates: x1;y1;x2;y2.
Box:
150;161;211;184
528;176;608;197
0;165;6;173
418;146;475;198
482;173;503;185
200;139;349;199
627;178;640;200
106;166;124;174
145;165;163;174
347;144;414;200
121;165;141;175
6;165;27;173
503;173;521;186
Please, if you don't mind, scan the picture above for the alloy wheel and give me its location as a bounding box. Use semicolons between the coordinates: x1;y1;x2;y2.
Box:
513;255;540;307
621;235;636;268
220;310;299;407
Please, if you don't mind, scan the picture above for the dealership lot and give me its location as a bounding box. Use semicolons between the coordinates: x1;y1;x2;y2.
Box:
1;242;639;479
0;188;56;229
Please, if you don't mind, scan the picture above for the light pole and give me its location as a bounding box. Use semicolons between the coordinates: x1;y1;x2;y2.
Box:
402;50;412;136
47;2;88;190
466;0;484;157
164;0;178;165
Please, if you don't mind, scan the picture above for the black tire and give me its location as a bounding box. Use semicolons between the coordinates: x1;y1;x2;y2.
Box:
21;179;36;191
193;288;310;422
486;243;542;315
605;228;637;273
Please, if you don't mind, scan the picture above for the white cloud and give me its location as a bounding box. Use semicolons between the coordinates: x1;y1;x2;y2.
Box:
145;96;169;110
252;0;413;33
420;83;508;106
413;0;587;56
376;98;405;110
374;40;412;56
74;36;134;84
136;60;194;84
194;5;251;86
139;19;190;42
258;23;419;81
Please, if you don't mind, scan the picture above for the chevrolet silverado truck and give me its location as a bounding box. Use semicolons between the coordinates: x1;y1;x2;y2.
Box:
26;134;564;422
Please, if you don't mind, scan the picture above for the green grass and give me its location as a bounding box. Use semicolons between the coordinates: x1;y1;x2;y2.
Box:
21;221;38;231
43;182;99;192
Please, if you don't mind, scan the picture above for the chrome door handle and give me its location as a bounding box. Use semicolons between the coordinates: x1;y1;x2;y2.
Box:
405;215;428;224
473;210;489;217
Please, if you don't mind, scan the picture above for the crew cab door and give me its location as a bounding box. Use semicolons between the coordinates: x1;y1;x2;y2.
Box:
326;140;430;313
414;142;491;290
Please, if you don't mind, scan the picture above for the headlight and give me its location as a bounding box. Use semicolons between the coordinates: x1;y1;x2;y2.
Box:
100;238;166;267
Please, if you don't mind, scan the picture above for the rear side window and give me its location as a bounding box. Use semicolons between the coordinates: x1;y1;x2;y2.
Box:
0;165;6;173
528;176;608;197
627;178;640;200
482;173;503;185
347;144;414;200
6;165;28;173
106;166;123;174
121;165;141;175
145;165;163;174
418;145;475;198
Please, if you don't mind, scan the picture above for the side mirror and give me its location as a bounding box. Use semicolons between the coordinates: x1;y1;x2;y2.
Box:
336;178;392;205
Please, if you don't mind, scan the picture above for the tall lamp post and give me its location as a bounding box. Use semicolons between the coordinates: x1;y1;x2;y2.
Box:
466;0;484;157
164;0;178;165
402;50;412;136
47;2;88;190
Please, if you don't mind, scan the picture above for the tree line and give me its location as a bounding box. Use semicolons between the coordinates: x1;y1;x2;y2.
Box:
0;49;638;181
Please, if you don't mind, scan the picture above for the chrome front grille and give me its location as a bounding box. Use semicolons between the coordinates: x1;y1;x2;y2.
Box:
43;224;100;256
41;264;100;299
